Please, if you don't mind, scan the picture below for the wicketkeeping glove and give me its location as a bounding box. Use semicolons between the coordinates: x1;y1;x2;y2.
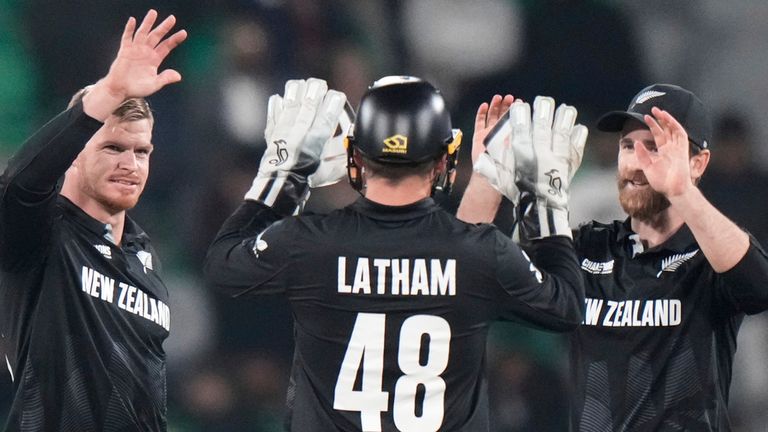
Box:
474;96;587;239
516;96;587;239
244;78;353;215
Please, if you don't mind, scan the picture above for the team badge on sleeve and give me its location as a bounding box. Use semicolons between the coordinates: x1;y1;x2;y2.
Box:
252;230;270;258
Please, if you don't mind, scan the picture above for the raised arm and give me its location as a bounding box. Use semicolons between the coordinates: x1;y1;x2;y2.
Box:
456;95;512;223
204;78;353;296
493;233;585;331
637;107;768;312
638;108;749;272
460;95;589;330
83;10;187;121
0;10;186;269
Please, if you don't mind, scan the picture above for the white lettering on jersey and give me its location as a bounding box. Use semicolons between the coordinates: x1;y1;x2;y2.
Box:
81;265;170;331
587;297;681;327
583;298;604;325
81;266;115;303
337;257;456;296
580;258;614;275
353;258;371;294
93;244;112;259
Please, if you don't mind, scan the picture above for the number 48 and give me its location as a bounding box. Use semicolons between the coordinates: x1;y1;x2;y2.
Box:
333;313;451;432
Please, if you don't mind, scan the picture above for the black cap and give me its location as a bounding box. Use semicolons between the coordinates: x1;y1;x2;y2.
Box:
596;84;712;150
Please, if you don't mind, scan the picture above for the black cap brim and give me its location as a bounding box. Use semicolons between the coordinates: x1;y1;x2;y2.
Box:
596;111;647;132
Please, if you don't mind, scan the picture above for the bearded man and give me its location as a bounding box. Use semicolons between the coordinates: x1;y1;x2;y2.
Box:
457;84;768;431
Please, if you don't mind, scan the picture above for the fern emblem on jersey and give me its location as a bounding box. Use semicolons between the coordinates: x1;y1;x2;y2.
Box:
656;249;699;278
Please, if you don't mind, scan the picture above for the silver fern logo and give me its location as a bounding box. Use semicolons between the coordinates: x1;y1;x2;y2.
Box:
634;90;666;105
657;249;699;278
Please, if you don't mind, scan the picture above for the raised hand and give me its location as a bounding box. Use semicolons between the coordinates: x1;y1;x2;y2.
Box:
471;94;515;164
635;107;696;198
245;78;350;215
83;10;187;121
472;95;520;202
476;96;587;240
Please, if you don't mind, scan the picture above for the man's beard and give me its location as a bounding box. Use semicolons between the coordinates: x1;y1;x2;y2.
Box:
617;176;670;221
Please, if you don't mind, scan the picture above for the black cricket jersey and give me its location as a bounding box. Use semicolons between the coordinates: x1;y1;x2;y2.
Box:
204;197;585;432
0;104;171;431
570;219;768;431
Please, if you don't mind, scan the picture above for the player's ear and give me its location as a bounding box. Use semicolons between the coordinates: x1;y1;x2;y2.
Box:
690;149;710;180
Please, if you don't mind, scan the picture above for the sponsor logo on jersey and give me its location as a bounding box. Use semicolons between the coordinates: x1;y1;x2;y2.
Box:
656;249;699;278
338;256;456;296
382;134;408;154
94;244;112;259
582;297;681;327
581;258;614;275
80;265;170;331
136;250;153;273
633;90;666;105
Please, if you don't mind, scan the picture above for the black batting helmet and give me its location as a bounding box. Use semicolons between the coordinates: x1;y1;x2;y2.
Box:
345;76;462;192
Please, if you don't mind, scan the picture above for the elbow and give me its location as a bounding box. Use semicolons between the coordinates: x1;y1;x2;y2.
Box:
556;281;586;331
551;305;583;332
563;308;584;330
202;243;233;295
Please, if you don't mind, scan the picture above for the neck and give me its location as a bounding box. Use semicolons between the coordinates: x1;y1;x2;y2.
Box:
60;188;127;246
629;207;685;249
363;176;432;206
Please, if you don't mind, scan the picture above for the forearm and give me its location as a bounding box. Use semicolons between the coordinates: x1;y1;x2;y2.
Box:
524;237;585;328
456;173;502;224
495;235;585;331
719;238;768;313
2;102;102;195
669;187;748;272
81;80;131;122
203;201;285;296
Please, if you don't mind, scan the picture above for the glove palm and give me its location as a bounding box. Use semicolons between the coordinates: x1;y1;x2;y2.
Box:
474;96;587;239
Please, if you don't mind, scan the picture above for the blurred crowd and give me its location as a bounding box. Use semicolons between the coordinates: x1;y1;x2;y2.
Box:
2;0;768;430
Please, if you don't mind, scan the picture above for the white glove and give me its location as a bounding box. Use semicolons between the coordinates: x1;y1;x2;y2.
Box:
307;101;354;188
474;97;587;239
516;96;587;239
245;78;350;215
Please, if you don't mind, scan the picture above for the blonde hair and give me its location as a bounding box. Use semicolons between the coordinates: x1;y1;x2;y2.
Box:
68;86;154;123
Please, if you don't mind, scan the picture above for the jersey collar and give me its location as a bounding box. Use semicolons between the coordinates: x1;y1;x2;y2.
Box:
349;196;441;221
58;195;149;248
617;218;696;256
